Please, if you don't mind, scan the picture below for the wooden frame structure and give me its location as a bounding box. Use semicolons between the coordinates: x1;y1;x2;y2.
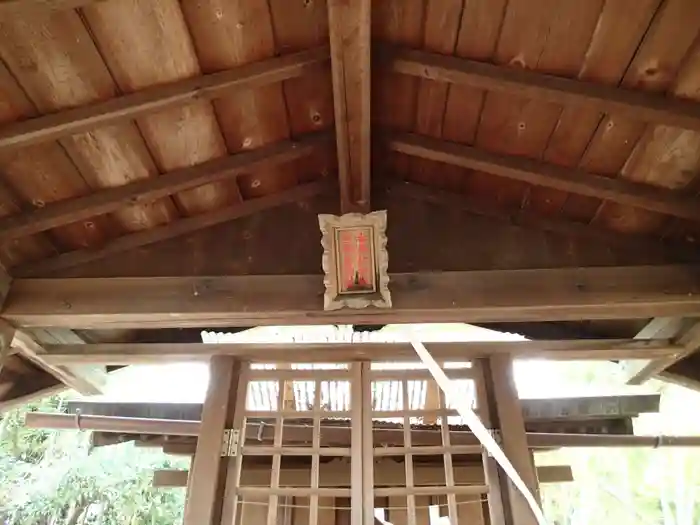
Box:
3;0;700;523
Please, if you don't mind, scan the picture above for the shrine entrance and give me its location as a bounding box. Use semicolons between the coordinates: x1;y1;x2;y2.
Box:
183;353;537;525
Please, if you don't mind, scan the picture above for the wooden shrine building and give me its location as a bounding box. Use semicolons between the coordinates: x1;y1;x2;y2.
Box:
2;0;700;523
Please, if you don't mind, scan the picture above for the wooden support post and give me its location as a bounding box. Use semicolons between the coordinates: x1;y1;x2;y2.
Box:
183;357;247;525
477;356;541;525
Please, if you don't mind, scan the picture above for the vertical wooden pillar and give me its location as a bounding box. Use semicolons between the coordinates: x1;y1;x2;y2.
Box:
477;355;540;525
351;362;374;525
183;356;247;525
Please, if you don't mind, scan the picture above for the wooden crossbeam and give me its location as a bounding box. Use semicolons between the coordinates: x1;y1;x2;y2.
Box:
627;318;700;385
7;326;104;395
328;0;371;213
0;48;329;152
38;339;681;365
0;133;332;243
14;179;332;277
383;46;700;132
389;133;700;223
4;265;700;328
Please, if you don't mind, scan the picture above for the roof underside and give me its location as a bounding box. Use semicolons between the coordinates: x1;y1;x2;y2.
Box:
2;0;700;407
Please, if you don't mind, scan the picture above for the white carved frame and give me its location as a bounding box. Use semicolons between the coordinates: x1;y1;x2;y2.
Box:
319;210;391;310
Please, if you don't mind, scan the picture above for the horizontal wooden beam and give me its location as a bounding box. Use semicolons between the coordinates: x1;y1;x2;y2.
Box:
0;133;332;243
39;339;681;365
389;133;700;223
4;265;700;328
385;181;696;258
14;179;332;277
384;46;700;132
0;47;329;152
152;462;573;489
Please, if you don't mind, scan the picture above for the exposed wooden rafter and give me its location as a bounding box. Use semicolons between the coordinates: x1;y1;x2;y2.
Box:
383;46;700;132
4;265;700;329
389;133;700;223
0;48;330;152
626;318;700;385
0;132;332;243
328;0;371;213
37;339;681;366
14;179;332;277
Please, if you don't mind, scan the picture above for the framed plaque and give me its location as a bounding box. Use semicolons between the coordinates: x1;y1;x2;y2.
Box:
319;210;391;310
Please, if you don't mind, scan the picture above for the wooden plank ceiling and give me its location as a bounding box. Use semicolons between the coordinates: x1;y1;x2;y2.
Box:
0;0;696;275
2;0;700;406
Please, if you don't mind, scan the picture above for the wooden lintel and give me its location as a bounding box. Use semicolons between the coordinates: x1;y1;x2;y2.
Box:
328;0;371;213
14;179;332;277
38;339;681;365
389;133;700;223
385;181;696;258
384;46;700;132
627;318;700;385
0;48;329;152
5;265;700;328
0;132;332;243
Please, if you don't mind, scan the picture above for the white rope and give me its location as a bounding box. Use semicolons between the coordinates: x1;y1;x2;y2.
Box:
408;337;549;525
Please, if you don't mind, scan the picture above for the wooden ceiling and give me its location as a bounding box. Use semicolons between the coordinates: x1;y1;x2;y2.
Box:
2;0;700;409
0;0;698;276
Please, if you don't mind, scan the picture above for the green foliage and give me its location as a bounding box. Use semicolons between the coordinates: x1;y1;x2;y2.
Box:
0;396;187;525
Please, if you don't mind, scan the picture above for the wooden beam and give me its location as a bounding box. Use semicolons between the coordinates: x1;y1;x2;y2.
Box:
5;265;700;328
0;48;329;153
39;339;682;365
152;462;573;489
14;179;331;277
0;0;97;13
627;318;700;385
328;0;371;213
0;133;332;243
479;356;540;525
386;181;696;258
389;133;700;223
8;327;104;395
183;357;245;525
383;46;700;132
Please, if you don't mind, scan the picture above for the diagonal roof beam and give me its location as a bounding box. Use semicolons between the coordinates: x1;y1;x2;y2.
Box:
0;132;332;242
626;318;700;385
382;46;700;132
14;179;333;277
389;133;700;223
0;47;329;152
328;0;371;213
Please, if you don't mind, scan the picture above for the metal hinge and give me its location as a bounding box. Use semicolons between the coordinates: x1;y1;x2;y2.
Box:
485;429;501;458
221;429;241;457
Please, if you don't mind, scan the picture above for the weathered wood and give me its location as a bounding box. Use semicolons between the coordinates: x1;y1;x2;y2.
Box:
5;265;700;328
39;339;681;365
328;0;371;213
183;357;244;525
383;45;700;132
480;355;540;525
386;180;696;258
0;48;329;153
627;319;700;384
14;180;331;277
0;133;331;242
8;327;103;395
389;133;700;222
